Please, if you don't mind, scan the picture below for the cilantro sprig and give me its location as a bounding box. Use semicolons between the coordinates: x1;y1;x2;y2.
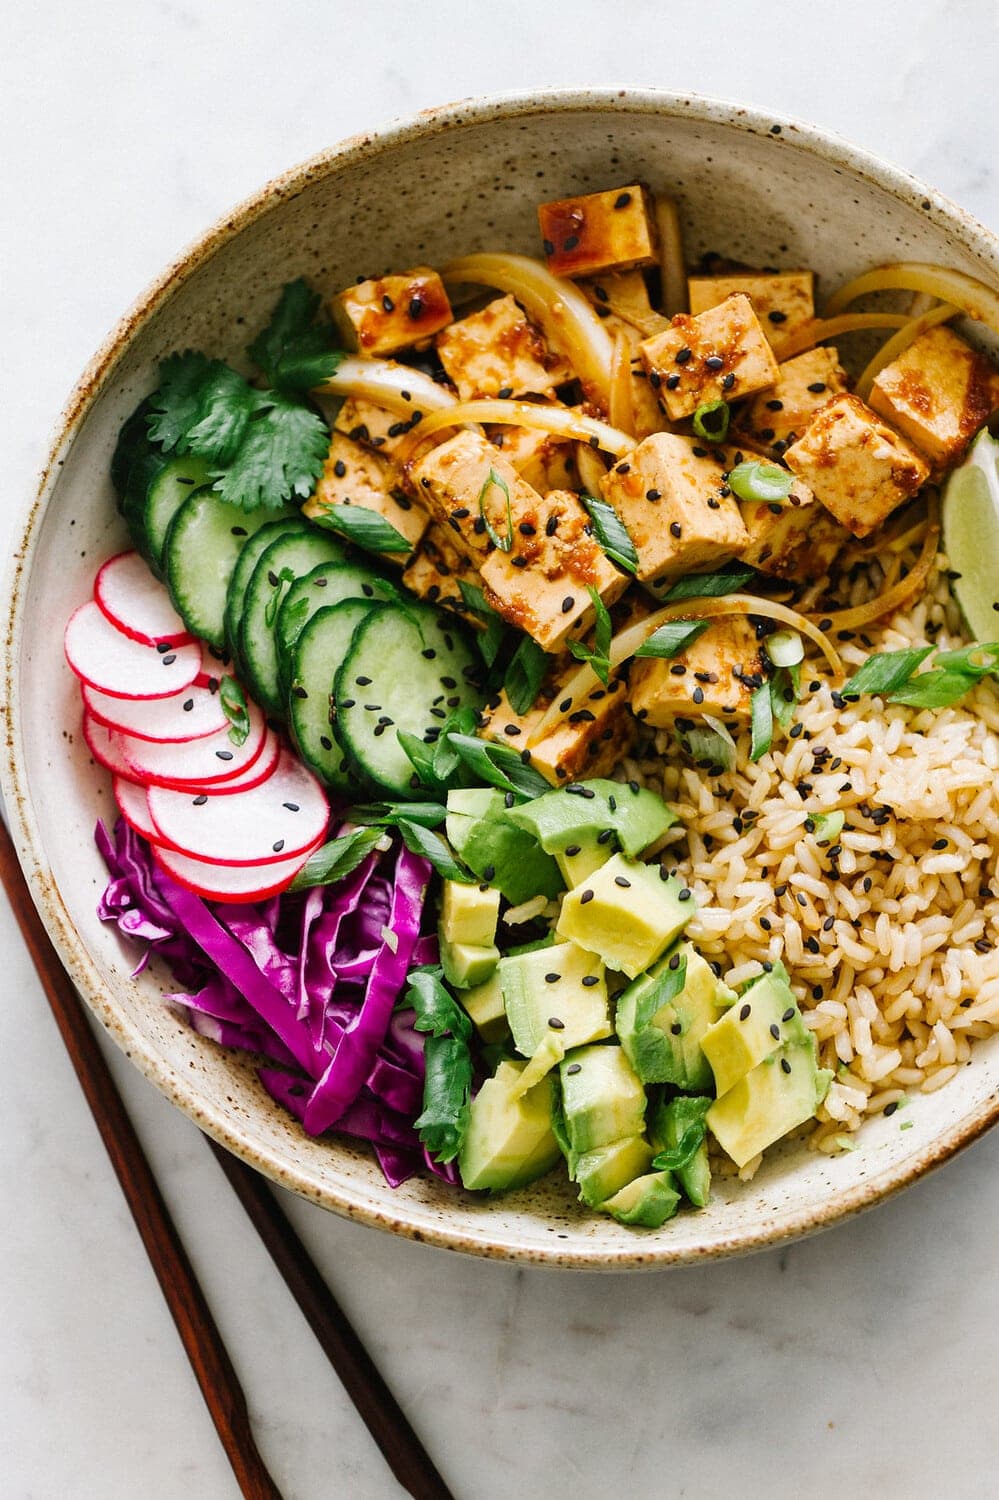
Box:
405;968;474;1164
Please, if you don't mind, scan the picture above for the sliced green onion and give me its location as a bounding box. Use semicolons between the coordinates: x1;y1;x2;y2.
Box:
678;717;736;772
692;400;730;444
477;467;515;553
312;503;413;553
582;494;638;574
634;953;688;1031
841;647;935;699
662;566;757;602
888;669;984;709
728;461;795;505
219;676;250;747
750;681;774;761
766;629;804;668
809;810;845;847
396;819;474;883
504;636;550;715
634;619;711;658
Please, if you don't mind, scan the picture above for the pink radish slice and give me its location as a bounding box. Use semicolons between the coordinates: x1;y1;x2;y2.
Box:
95;551;194;646
116;700;267;786
65;601;202;700
147;748;329;867
140;729;281;805
83;713;143;781
152;840;320;903
83;679;229;743
113;776;161;841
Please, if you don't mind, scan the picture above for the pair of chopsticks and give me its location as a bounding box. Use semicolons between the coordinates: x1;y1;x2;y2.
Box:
0;816;453;1500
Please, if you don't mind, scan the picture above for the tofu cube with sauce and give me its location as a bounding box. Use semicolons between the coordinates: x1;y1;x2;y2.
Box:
733;346;849;456
305;433;430;556
334;395;427;457
687;271;815;356
640;294;780;420
479;489;628;653
486;421;579;492
599;432;749;590
435;294;571;400
868;325;999;470
409;430;540;562
784;394;930;538
480;668;636;786
401;522;484;616
331;267;452;356
538;185;659;279
740;493;850;581
630;617;764;726
581;271;668;337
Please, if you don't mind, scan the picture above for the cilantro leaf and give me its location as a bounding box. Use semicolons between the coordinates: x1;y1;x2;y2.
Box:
147;352;216;452
248;278;344;394
211;395;329;511
652;1117;708;1172
405;967;473;1043
415;1033;473;1163
182;364;257;463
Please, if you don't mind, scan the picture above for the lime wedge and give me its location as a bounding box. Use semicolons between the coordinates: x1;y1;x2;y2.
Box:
942;428;999;642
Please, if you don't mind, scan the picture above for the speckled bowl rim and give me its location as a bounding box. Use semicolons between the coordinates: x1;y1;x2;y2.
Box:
6;87;999;1269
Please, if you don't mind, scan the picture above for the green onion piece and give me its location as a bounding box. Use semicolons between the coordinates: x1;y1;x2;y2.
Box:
395;819;474;882
888;669;982;709
749;681;774;761
677;719;736;772
634;619;711;658
348;800;448;830
932;642;999;676
289;826;386;891
692;400;730;444
769;665;799;731
312;503;413;553
634;953;688;1031
477;467;515;553
504;636;550;715
728;461;795;504
458;580;506;668
841;646;935;698
765;629;804;668
661;566;757;601
809;810;844;847
582;495;638;574
218;676;250;747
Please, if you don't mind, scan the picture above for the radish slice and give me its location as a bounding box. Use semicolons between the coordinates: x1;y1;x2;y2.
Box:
178;728;282;794
95;551;194;646
147;748;329;867
113;776;162;841
116;700;267;786
65;601;202;700
83;713;142;780
83;679;230;743
152;840;320;903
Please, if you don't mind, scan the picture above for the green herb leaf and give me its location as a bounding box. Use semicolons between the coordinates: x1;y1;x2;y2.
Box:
396;731;443;792
248;278;344;394
652;1117;708;1172
458;581;506;668
888;669;982;709
404;967;473;1041
728;461;795;504
676;720;736;772
692;400;730;444
769;664;800;731
504;636;550;716
581;495;638;574
477;467;515;553
635;619;711;658
565;587;613;686
661;565;757;602
289;826;385;891
349;800;448;830
635;953;687;1032
750;681;774;761
809;809;844;847
396;818;474;882
445;732;550;801
147;352;217;453
312;502;413;554
263;566;298;629
415;1032;474;1163
211;393;329;511
842;646;935;699
218;676;250;746
182;364;257;463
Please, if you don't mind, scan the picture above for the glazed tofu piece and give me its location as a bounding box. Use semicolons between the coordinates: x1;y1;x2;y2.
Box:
334;395;426;457
410;430;539;561
401;522;483;616
640;294;780;420
784;394;930;538
599;432;749;591
435;294;571;400
630;617;764;726
733;347;849;455
486;421;579;492
305;433;430;556
331;267;452;356
740;493;850;581
538;185;659;279
480;490;628;652
580;270;668;337
481;669;636;785
868;325;999;469
686;271;815;356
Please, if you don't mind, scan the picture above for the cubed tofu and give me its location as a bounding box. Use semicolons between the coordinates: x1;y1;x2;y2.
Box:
630;617;764;726
486;421;579;492
686;271;815;356
640;294;780;420
480;490;628;652
304;433;430;556
740;493;850;581
733;347;849;455
410;430;539;561
401;522;483;617
331;267;452;355
784;394;930;538
334;395;426;457
581;271;668;337
868;325;999;470
538;185;659;279
599;432;749;590
435;294;571;400
481;668;636;785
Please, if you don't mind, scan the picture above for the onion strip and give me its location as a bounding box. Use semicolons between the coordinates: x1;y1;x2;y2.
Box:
443;253;614;408
806;511;940;631
527;594;844;744
574;440;609;498
608;328;636;435
655;197;688;317
314;356;457;416
855;302;958;398
824;262;999;333
394;399;635;464
773;312;910;361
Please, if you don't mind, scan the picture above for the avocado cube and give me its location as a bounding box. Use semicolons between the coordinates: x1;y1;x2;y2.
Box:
459;972;509;1043
445;787;563;906
616;943;735;1089
499;941;612;1058
440;937;500;992
648;1093;712;1208
700;967;811;1096
601;1170;681;1228
440;878;500;949
707;1044;833;1169
459;1061;562;1192
559;1044;647;1155
557;856;695;979
556;837;613;888
508;776;676;857
572;1135;655;1209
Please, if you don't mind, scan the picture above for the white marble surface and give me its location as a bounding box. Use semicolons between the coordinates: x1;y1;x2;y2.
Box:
4;3;999;1496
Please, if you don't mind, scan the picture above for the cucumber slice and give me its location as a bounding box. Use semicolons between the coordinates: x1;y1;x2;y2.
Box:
289;600;373;790
275;562;398;700
121;447;167;568
111;399;156;508
239;532;349;715
144;456;212;570
335;603;483;797
223;515;309;663
163;492;290;651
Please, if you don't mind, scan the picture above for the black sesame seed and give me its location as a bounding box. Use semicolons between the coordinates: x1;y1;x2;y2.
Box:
596;828;614;845
614;191;632;209
482;864;495;882
646;488;662;502
781;1057;792;1075
668;952;681;971
770;1023;781;1040
542;238;554;256
215;749;234;761
721;373;736;391
614;875;631;889
566;1062;582;1075
807;381;828;394
192;794;208;806
884;1100;899;1117
704;354;724;371
692;686;704;705
548;1016;566;1029
544;972;561;984
740;1003;752;1021
664;373;681;390
670;521;683;538
674;347;692;366
580;889;594;904
562;235;580;252
162;653;176;666
320;735;333;750
182;698;194;711
561;596;575;614
678;888;692;902
581;974;599;987
768;309;788;324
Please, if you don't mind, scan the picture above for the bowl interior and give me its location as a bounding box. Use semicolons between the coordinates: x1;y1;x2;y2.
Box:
8;92;999;1266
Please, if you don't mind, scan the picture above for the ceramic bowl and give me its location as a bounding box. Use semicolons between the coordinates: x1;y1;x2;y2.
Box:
6;89;999;1269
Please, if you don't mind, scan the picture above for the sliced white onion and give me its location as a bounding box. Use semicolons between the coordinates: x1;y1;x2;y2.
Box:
394;398;635;463
774;312;910;362
315;356;457;415
824;261;999;334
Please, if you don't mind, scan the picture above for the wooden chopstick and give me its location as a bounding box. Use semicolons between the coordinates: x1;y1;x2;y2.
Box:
0;815;454;1500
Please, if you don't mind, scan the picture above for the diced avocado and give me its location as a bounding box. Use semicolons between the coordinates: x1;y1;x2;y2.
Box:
499;941;612;1057
572;1135;655;1208
557;856;695;978
707;1041;833;1168
440;878;500;948
512;1032;567;1095
648;1093;712;1208
555;835;613;888
445;787;562;905
559;1044;647;1154
508;777;676;857
616;943;735;1089
459;971;509;1042
440;937;500;991
459;1061;562;1192
601;1170;681;1228
701;965;811;1096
